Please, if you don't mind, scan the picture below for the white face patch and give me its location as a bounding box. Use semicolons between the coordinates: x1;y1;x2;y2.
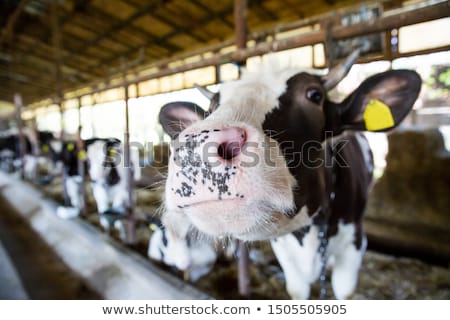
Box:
210;67;305;127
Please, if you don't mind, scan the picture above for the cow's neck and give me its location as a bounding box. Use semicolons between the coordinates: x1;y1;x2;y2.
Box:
290;153;327;218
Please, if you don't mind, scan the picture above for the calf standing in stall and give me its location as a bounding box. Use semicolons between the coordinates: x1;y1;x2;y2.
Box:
147;217;218;282
157;50;421;299
87;139;141;235
57;138;141;241
0;129;58;180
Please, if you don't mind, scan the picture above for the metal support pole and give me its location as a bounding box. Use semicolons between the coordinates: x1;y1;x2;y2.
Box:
122;58;136;245
234;0;251;299
31;115;39;180
91;94;96;137
58;100;70;206
214;64;221;85
52;0;68;205
323;17;335;69
14;93;26;180
77;97;87;217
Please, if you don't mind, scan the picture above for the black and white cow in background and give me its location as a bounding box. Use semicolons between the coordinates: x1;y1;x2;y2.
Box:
157;51;421;299
0;129;58;179
147;216;218;282
0;131;31;172
56;138;141;239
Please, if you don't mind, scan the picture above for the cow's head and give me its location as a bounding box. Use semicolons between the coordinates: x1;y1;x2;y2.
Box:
159;53;421;241
87;139;122;185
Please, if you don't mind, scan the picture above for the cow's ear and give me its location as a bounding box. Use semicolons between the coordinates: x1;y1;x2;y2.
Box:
325;70;421;134
159;102;206;139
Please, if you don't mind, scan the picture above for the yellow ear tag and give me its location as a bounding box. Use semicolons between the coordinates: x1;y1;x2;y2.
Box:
149;223;158;231
41;144;49;152
363;99;395;131
78;150;87;160
67;143;75;151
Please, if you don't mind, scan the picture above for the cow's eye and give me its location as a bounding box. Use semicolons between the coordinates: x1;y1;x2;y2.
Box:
306;88;323;104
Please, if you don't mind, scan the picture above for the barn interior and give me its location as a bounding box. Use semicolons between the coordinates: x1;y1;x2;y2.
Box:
0;0;449;300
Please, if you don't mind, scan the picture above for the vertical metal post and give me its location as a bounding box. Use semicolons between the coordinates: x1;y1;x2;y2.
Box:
58;103;69;205
323;17;335;69
14;93;26;180
214;63;221;84
51;0;64;137
51;0;68;205
234;0;251;299
135;75;140;98
77;97;87;217
31;115;39;180
122;58;136;244
91;94;96;137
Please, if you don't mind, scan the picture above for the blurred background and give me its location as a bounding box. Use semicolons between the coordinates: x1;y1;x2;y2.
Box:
0;0;449;300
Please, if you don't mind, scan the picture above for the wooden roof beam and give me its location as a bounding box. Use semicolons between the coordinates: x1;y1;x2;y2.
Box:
74;0;170;51
0;64;56;87
14;35;105;78
13;4;116;64
189;0;234;29
80;5;180;52
0;69;54;90
0;0;31;47
0;85;48;102
143;8;209;43
22;3;135;67
26;0;448;105
252;1;278;21
331;1;450;39
93;1;242;69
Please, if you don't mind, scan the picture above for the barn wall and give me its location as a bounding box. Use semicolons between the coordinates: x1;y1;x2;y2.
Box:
365;128;450;264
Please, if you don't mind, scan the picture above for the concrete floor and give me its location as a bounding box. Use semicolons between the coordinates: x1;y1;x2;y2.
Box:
0;171;210;300
0;196;100;299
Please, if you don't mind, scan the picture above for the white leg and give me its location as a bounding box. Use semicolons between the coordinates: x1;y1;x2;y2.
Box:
148;228;164;260
114;219;128;242
66;176;82;209
331;237;366;300
91;183;109;213
23;155;37;180
111;184;129;210
270;227;321;300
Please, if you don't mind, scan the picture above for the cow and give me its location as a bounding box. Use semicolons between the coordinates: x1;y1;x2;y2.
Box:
147;217;218;282
56;138;141;240
156;50;421;299
0;133;29;172
0;129;58;179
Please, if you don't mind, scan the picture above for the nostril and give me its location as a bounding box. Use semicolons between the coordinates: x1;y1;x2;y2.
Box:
218;141;240;160
217;129;246;161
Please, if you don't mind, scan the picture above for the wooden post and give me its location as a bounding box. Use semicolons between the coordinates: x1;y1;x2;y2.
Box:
91;94;96;137
14;93;26;180
323;17;335;69
214;64;221;85
51;0;69;205
31;115;39;180
234;0;251;299
122;58;136;245
77;97;87;217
